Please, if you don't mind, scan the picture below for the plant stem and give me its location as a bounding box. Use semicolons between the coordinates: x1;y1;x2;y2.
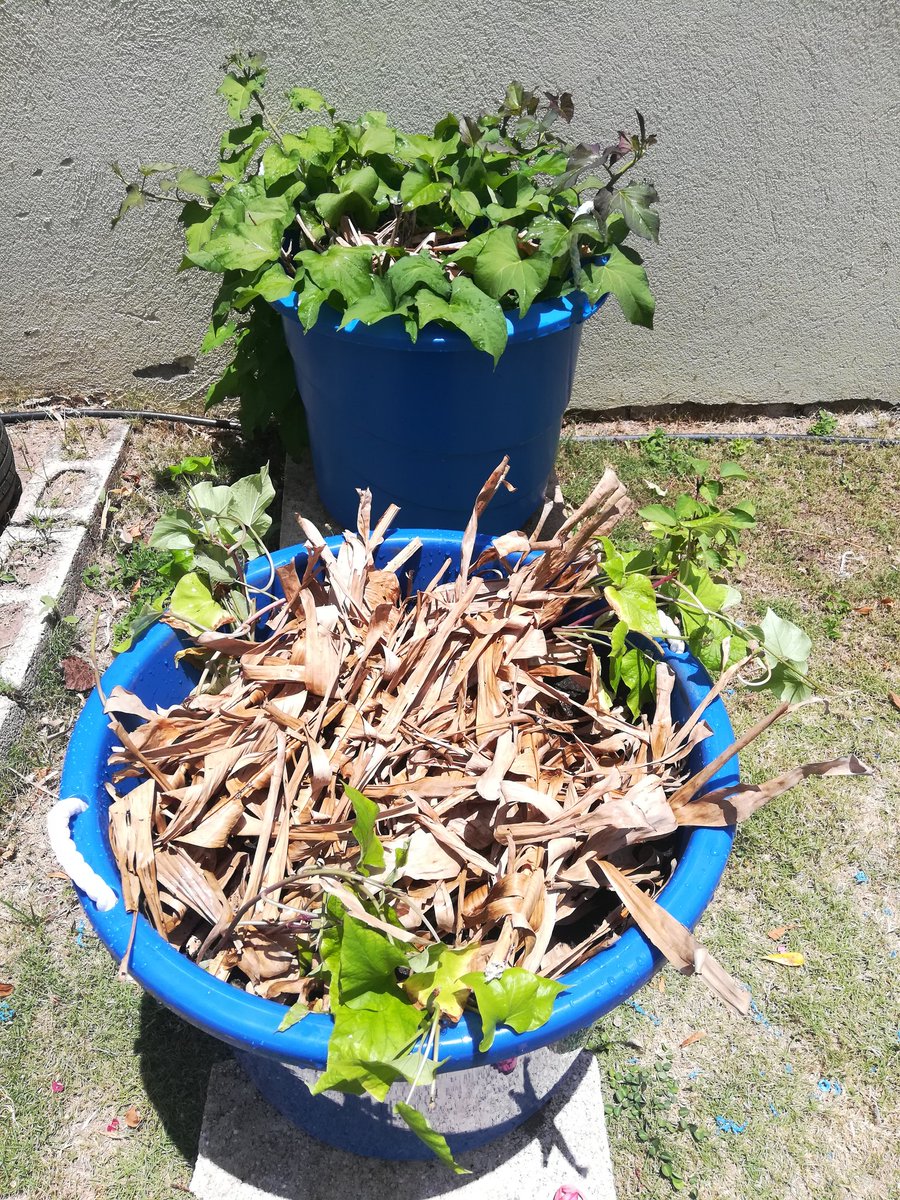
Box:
405;1010;440;1105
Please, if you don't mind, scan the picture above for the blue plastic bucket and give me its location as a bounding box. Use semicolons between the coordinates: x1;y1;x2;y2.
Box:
274;291;606;533
61;531;737;1156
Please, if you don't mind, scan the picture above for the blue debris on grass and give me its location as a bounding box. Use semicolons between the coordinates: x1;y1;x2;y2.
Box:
817;1078;843;1096
626;999;661;1027
749;998;783;1036
854;870;869;884
0;1000;14;1024
715;1115;748;1134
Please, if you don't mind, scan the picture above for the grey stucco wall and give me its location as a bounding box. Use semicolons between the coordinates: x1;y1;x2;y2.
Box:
1;0;898;411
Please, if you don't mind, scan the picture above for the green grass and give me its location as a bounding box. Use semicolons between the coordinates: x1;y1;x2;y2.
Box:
0;919;226;1198
558;433;900;1200
0;421;284;1198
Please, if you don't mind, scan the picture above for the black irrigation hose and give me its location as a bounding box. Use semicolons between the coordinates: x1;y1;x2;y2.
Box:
0;408;242;432
563;431;900;446
2;408;899;446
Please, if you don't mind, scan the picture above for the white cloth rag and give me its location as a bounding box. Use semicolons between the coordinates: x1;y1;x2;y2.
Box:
47;797;118;912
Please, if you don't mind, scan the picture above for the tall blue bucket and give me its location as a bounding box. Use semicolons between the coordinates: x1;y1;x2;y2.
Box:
275;293;606;533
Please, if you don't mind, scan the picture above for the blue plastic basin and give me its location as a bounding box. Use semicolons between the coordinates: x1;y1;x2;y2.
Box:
274;290;606;533
61;531;737;1077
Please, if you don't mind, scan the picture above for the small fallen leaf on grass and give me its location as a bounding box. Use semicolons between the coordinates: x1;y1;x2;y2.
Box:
854;606;873;615
762;951;805;968
50;1079;64;1094
0;982;13;998
61;655;94;692
123;1105;143;1129
680;1030;707;1048
766;924;797;941
106;1118;120;1134
889;692;900;713
644;479;668;497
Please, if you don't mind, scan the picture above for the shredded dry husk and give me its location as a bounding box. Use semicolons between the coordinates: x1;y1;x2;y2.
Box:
105;462;869;1008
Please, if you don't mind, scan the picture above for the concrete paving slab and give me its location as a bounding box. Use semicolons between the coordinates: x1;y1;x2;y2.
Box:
191;1053;616;1200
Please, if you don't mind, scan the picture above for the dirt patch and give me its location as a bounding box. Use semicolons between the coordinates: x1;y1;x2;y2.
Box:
36;469;95;513
565;408;900;440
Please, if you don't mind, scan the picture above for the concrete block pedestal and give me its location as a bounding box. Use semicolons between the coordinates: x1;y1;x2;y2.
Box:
191;1052;617;1200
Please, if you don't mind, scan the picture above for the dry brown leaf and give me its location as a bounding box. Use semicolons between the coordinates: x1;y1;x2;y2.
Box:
123;1105;143;1129
889;692;900;713
62;655;95;692
680;1030;706;1048
0;982;13;998
766;923;797;941
675;755;871;826
598;859;750;1016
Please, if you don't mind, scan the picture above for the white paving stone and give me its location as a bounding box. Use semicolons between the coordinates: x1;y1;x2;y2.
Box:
0;421;128;754
191;1054;616;1200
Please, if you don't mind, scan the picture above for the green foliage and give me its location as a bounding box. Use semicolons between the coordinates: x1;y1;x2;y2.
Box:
270;785;565;1171
38;594;79;626
110;464;276;650
346;786;386;873
808;408;838;436
165;455;217;480
82;542;179;651
639;430;700;478
113;55;659;443
463;968;565;1052
605;1054;705;1195
586;459;813;715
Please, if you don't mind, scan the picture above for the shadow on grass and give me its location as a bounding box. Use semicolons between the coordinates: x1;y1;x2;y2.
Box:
136;992;230;1161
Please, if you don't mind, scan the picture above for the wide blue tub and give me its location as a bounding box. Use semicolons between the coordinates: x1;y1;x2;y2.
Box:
274;291;606;533
61;531;737;1158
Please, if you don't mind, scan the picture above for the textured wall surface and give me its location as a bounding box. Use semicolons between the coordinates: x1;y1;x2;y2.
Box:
1;0;898;411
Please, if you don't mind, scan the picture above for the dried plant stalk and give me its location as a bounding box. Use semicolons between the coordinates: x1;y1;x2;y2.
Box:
104;467;870;1009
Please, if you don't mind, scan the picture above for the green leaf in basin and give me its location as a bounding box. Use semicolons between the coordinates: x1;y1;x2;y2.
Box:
346;786;386;873
338;917;406;1007
603;572;663;636
395;1103;471;1175
581;244;655;328
167;572;228;631
415;276;508;363
463;968;565;1052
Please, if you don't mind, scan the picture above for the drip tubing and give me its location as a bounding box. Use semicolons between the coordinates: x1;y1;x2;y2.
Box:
563;431;900;446
0;408;241;431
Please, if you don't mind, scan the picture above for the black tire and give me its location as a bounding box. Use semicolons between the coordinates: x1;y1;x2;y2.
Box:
0;418;22;530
